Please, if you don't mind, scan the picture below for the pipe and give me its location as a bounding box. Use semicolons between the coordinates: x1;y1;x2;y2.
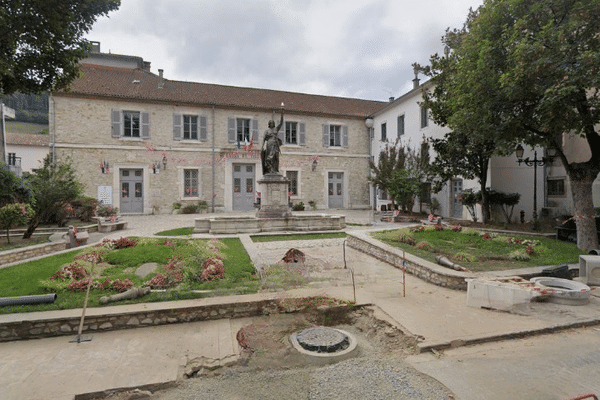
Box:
435;255;471;272
0;293;57;307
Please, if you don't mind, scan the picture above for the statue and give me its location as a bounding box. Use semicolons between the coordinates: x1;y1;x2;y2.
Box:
261;105;284;175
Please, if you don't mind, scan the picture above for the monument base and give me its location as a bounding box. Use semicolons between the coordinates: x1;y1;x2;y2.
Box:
256;173;292;219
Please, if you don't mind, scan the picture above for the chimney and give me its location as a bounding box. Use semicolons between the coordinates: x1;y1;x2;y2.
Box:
158;69;164;89
389;96;395;102
90;41;100;53
412;65;420;89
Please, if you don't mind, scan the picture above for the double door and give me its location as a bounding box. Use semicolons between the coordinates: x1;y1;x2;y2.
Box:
120;169;143;213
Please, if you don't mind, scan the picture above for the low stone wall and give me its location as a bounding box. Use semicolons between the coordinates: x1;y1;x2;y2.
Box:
346;232;474;290
0;296;351;342
195;214;345;234
0;241;68;266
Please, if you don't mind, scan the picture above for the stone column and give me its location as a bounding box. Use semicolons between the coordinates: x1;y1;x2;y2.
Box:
256;173;292;219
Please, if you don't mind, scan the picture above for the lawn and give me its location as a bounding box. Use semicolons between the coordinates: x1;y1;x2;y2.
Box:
0;237;259;314
372;226;586;272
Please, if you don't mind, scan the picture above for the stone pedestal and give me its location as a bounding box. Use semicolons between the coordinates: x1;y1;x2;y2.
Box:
256;173;292;219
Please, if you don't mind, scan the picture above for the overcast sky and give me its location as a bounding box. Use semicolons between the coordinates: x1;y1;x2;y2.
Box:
86;0;483;101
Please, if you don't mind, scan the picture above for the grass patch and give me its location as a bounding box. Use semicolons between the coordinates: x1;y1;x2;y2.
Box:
373;228;585;271
251;232;346;242
0;234;51;252
0;237;259;314
155;227;195;236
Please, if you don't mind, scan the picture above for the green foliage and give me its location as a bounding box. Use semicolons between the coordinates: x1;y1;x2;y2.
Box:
0;0;121;95
68;196;98;222
106;240;173;268
3;93;49;124
452;252;477;262
22;155;84;237
415;241;433;251
96;205;118;217
388;168;421;212
292;201;305;211
422;0;600;247
0;203;34;243
374;228;585;272
459;189;481;222
0;163;34;207
374;228;416;246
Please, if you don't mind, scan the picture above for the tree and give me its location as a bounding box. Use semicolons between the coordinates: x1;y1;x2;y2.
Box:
421;0;600;250
369;139;406;209
0;163;34;207
22;156;83;238
0;203;34;244
0;0;120;96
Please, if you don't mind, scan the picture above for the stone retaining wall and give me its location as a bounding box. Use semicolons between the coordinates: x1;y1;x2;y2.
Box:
0;297;350;342
0;242;68;266
346;233;474;290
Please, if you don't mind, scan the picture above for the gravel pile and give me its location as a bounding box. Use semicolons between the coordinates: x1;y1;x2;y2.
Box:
152;357;453;400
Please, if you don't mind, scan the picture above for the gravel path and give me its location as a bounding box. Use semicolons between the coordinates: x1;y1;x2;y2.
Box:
152;357;453;400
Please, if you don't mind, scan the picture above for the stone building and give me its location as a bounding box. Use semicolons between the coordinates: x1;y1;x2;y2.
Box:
50;47;385;214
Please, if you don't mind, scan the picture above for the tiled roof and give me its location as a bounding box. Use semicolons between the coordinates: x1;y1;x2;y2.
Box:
56;64;387;119
6;132;49;147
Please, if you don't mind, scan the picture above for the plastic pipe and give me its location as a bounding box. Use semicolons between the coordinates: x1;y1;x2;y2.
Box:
0;294;57;307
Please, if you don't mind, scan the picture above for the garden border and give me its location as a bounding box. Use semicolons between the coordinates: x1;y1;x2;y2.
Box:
0;296;356;342
346;231;475;290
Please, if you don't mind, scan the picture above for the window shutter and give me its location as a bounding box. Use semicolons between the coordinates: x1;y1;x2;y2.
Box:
342;125;348;148
111;109;121;138
278;120;285;144
251;118;259;143
199;116;208;142
173;113;182;141
322;124;329;147
141;112;150;139
299;122;306;146
228;117;236;143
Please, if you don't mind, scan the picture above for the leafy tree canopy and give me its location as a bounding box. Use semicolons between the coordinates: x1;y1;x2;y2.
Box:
0;0;120;96
420;0;600;249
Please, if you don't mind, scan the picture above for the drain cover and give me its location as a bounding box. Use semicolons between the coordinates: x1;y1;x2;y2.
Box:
295;327;350;353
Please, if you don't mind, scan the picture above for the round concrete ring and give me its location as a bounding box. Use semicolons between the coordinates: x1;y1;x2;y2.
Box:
530;277;591;305
290;327;358;365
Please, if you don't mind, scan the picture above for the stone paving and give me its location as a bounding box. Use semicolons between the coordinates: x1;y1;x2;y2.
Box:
1;210;600;399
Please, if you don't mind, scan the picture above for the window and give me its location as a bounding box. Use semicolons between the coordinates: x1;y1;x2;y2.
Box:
420;107;428;128
237;118;251;143
547;178;565;196
397;115;405;136
184;169;199;197
183;115;198;140
330;125;341;147
322;124;347;147
7;153;16;166
286;171;298;195
381;123;387;141
285;122;297;145
124;111;140;137
112;109;150;139
378;188;388;200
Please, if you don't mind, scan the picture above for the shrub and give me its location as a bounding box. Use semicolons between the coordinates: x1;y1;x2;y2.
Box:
452;252;478;262
111;279;134;292
526;245;539;256
450;225;463;232
0;203;34;244
182;204;199;214
509;250;530;261
201;257;225;282
97;205;118;217
292;202;305;211
147;273;169;289
112;237;138;250
461;228;480;236
68;278;93;291
415;241;433;251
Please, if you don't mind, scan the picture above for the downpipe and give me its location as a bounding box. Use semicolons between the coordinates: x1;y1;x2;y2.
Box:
0;294;57;307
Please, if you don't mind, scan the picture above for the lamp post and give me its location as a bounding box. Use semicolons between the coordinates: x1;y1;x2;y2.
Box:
515;144;556;228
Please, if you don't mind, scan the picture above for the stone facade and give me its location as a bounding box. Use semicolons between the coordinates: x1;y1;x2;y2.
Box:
51;62;382;215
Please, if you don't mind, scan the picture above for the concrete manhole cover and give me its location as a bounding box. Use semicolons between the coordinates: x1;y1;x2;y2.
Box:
290;327;358;364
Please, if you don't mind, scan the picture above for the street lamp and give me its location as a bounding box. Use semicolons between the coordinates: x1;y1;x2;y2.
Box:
515;144;556;228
